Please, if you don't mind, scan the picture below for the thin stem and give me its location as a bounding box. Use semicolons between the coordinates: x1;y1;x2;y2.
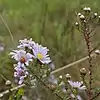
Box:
81;75;88;89
51;53;95;74
0;84;25;98
0;14;15;45
91;91;100;100
90;42;100;53
0;73;7;81
83;22;93;100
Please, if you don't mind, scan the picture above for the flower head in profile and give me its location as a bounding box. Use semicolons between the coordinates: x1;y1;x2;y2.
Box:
32;43;51;64
14;66;28;84
68;80;86;90
17;38;35;49
10;50;33;66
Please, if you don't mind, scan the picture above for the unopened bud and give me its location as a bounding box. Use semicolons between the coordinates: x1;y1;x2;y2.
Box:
59;75;63;79
78;13;81;16
83;7;91;12
5;80;11;86
83;20;86;23
83;7;87;11
75;22;79;26
65;73;71;80
87;7;91;12
80;68;87;75
94;13;98;17
80;15;85;20
98;16;100;19
95;50;100;55
0;93;3;98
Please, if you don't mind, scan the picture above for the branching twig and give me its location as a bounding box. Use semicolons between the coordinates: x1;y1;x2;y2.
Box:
51;53;96;74
91;91;100;100
0;84;25;98
0;53;98;98
28;66;63;100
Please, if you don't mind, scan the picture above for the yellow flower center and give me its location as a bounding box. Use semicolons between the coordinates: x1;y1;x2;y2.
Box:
37;53;43;59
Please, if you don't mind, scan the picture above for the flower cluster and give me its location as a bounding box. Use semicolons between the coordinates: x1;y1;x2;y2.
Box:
10;38;51;84
48;73;87;99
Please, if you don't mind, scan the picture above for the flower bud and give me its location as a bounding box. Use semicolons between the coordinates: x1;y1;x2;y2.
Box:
83;7;87;11
83;7;91;12
80;15;85;20
80;68;87;75
75;22;79;26
87;7;91;12
94;13;98;17
83;20;86;23
98;16;100;21
65;73;71;80
59;75;63;79
58;75;63;83
5;80;11;86
78;13;81;16
0;93;3;98
95;50;100;55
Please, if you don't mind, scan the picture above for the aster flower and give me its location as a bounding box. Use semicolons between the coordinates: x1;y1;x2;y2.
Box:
14;67;28;84
32;43;51;64
17;38;35;49
10;50;33;66
68;80;86;90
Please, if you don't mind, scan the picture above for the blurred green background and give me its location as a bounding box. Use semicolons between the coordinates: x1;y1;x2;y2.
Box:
0;0;100;99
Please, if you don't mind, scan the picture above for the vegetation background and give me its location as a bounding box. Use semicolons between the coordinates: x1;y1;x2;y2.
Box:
0;0;100;99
